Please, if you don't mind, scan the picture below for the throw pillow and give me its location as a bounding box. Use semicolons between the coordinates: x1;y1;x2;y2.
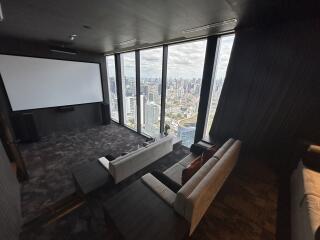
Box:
190;143;208;155
151;171;182;193
181;156;203;185
201;145;219;164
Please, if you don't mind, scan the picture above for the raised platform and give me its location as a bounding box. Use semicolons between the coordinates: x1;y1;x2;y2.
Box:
104;180;189;240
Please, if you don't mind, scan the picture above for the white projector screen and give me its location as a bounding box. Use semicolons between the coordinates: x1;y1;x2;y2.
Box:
0;54;103;111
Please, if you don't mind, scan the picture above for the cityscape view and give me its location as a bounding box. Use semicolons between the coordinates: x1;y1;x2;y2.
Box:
106;35;234;147
106;55;119;122
165;40;207;147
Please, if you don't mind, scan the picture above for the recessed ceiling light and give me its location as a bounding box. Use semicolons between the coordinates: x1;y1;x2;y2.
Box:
0;2;4;22
118;39;136;46
69;34;77;41
182;18;237;34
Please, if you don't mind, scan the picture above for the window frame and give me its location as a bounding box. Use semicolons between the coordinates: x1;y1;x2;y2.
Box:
105;55;120;122
164;38;208;147
120;51;138;131
105;33;235;146
203;34;235;139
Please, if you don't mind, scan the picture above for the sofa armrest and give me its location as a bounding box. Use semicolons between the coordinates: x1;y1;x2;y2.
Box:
308;145;320;154
141;173;176;206
98;157;110;170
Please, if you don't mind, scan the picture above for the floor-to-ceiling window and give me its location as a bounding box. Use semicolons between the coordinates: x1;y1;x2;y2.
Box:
121;52;137;130
204;34;235;137
140;47;163;137
106;55;119;122
165;40;207;147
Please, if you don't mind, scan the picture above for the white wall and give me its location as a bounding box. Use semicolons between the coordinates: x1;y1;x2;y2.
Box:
0;54;103;111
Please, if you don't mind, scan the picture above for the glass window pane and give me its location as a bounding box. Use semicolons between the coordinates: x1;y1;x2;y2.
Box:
140;47;163;137
121;52;137;130
165;40;207;147
204;34;235;137
106;55;119;122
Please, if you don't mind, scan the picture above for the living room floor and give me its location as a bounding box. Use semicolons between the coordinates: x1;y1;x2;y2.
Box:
191;157;278;239
19;122;147;223
20;148;279;240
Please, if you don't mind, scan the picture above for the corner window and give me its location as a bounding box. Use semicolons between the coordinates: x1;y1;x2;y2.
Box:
106;55;119;122
140;47;163;137
121;52;137;130
204;34;235;137
165;40;207;147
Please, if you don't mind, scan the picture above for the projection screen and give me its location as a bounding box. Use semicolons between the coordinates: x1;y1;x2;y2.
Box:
0;54;103;111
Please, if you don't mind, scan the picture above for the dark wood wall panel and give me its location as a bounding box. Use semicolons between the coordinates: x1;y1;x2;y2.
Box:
0;139;21;240
210;18;320;167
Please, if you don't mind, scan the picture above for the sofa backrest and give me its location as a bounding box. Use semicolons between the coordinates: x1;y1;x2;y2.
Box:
109;136;173;183
173;139;241;235
173;139;235;214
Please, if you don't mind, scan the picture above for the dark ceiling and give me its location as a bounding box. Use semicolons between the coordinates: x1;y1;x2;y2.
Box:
0;0;319;54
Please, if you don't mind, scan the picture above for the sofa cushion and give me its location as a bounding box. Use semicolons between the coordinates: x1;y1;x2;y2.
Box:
190;143;207;155
151;171;182;193
181;156;203;185
174;139;241;235
174;139;236;211
302;164;320;198
164;163;185;185
174;156;220;218
299;194;320;240
213;138;234;160
201;145;219;164
179;153;199;168
141;173;177;206
291;161;320;240
185;140;241;234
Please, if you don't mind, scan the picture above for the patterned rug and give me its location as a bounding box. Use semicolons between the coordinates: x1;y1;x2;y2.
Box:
20;143;190;240
19;123;148;223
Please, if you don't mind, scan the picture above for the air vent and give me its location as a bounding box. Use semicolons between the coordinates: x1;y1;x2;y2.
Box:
50;46;77;55
117;39;136;46
182;19;237;34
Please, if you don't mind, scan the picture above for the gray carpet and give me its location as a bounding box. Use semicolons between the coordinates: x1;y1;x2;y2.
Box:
19;123;147;223
20;141;190;240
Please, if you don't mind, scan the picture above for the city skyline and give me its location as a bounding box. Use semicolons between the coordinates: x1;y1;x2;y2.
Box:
106;35;235;147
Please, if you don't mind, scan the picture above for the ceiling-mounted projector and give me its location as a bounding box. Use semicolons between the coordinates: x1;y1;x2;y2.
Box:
0;3;4;22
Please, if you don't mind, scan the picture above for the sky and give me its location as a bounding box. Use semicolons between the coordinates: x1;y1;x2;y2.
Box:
107;35;234;80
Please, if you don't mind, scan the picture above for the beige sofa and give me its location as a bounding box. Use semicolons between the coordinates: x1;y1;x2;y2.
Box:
101;135;174;184
291;159;320;240
142;138;241;235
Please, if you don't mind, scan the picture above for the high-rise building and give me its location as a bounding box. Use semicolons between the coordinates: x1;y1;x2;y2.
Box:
123;96;136;126
144;102;160;136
